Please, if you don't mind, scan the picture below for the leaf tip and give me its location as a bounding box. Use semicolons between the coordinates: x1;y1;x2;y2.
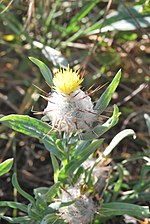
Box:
28;56;35;63
114;104;119;112
116;68;122;78
28;56;32;60
8;158;14;163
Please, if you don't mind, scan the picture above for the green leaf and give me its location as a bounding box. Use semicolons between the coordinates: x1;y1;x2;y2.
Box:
34;187;50;197
101;16;150;32
89;129;136;183
1;216;31;223
51;154;60;183
0;201;27;212
134;164;150;192
12;173;36;206
0;207;6;216
66;139;104;175
99;202;150;220
0;115;50;139
41;214;64;224
83;5;150;35
94;69;121;114
42;182;60;202
43;140;64;160
0;115;63;159
34;183;60;203
29;57;53;86
101;5;150;32
81;105;120;140
112;164;124;201
140;164;150;181
76;139;103;159
27;203;43;221
33;41;68;68
65;0;100;34
72;166;84;184
0;12;22;35
144;113;150;134
0;158;13;176
103;129;136;157
74;140;91;156
142;0;150;14
33;187;48;212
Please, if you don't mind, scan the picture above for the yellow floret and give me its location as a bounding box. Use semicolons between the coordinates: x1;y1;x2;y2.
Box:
53;67;83;94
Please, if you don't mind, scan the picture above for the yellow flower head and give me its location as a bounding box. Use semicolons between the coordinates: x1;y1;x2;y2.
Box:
53;66;83;94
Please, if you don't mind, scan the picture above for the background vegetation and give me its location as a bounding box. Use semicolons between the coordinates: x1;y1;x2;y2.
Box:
0;0;150;223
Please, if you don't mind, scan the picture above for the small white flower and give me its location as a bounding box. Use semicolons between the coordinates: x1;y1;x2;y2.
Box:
43;67;97;133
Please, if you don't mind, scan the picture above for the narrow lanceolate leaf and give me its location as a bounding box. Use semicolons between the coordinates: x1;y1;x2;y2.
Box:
94;69;121;114
33;41;69;68
66;139;104;175
81;105;120;140
99;202;150;220
1;216;31;223
0;158;13;176
42;182;60;202
41;214;65;224
103;129;136;157
51;154;60;183
43;140;64;160
144;113;150;134
65;0;100;34
12;173;36;206
0;115;63;159
0;201;27;212
83;5;150;35
29;57;53;86
0;115;50;139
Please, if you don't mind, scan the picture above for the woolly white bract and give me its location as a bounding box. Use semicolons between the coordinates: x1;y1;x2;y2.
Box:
58;187;96;224
59;196;96;224
43;67;97;133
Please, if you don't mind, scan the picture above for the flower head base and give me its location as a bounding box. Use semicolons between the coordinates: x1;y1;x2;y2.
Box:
58;187;96;224
43;66;98;133
53;67;83;94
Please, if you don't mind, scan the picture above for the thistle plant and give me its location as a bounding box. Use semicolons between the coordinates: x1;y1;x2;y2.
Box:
0;58;149;224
